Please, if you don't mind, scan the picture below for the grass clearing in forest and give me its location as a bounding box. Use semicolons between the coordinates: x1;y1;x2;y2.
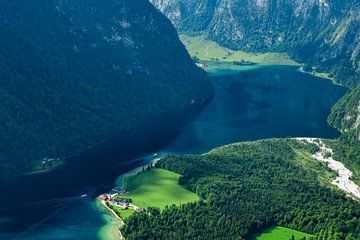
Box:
255;226;314;240
111;206;135;220
121;168;199;210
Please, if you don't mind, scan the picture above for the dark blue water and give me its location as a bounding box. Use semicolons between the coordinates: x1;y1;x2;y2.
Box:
164;64;347;153
0;64;347;239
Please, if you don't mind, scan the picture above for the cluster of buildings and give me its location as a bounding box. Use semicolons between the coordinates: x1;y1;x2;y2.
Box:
102;194;130;209
110;198;130;209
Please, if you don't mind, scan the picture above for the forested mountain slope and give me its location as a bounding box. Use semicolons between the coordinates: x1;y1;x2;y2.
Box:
327;86;360;185
329;86;360;140
0;0;213;178
123;139;360;240
151;0;360;87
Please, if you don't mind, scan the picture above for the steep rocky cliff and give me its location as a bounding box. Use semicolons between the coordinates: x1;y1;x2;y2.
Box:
0;0;213;178
151;0;360;87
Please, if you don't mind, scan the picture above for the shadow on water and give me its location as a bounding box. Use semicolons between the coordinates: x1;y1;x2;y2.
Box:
163;65;348;153
0;103;207;239
0;64;348;239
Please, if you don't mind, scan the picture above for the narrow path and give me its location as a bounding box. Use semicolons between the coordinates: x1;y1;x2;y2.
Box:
295;138;360;199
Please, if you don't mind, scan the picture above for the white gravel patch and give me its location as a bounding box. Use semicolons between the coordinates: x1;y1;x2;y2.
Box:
295;138;360;199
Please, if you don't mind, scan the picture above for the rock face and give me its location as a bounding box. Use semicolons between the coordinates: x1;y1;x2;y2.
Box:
151;0;360;87
328;86;360;141
0;0;213;178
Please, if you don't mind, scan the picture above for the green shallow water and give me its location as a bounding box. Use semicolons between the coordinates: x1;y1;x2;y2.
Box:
204;61;266;76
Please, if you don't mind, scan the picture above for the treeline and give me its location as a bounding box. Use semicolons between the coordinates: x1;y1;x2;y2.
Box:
0;0;213;178
328;85;360;184
122;139;360;240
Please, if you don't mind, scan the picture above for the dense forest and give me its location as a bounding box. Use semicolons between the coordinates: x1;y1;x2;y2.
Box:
151;0;360;87
0;0;213;178
328;85;360;184
328;86;360;140
122;139;360;240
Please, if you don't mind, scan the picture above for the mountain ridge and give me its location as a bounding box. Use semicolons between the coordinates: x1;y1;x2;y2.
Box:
151;0;360;87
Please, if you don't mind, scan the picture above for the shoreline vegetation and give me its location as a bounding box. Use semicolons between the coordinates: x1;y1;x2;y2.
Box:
97;47;355;239
121;139;360;239
115;157;161;193
99;138;360;240
10;158;65;179
95;129;359;239
181;34;344;87
96;158;160;239
297;67;334;82
97;159;200;239
297;67;346;87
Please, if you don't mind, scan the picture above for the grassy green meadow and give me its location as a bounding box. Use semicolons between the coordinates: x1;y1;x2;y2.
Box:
298;66;336;82
121;168;199;210
255;226;314;240
180;35;298;65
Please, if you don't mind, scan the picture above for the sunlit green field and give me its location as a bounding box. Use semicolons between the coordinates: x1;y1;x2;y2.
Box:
255;226;314;240
111;206;135;220
122;168;199;210
180;34;298;65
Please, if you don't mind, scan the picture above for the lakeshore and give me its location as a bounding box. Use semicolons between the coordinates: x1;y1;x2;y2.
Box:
96;158;160;222
95;63;348;240
96;199;124;240
97;160;200;239
181;34;346;90
0;63;347;239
